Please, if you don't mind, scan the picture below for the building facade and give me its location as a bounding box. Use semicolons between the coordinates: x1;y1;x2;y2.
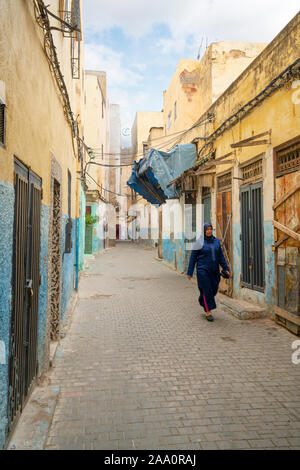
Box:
166;13;300;331
0;0;84;448
83;70;110;256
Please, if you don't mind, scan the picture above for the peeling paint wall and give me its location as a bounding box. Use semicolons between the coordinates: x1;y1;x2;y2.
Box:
37;204;50;377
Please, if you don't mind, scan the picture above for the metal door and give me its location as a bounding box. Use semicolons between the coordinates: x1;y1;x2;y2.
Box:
240;183;264;292
8;158;41;434
85;225;93;254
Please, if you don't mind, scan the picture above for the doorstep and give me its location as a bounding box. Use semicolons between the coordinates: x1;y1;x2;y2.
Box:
6;385;60;450
217;293;267;320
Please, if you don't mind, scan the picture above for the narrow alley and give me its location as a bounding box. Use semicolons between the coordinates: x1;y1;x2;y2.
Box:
1;1;300;454
41;242;300;450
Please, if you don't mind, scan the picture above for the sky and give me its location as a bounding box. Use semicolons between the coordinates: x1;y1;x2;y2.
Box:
82;0;299;147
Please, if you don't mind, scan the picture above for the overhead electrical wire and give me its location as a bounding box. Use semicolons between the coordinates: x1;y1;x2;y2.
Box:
85;171;133;199
85;114;213;163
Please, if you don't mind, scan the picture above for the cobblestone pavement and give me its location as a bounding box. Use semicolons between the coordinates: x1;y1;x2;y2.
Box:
45;242;300;450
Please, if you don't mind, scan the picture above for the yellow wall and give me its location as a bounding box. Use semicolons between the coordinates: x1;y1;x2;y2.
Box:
131;111;164;159
161;43;266;151
171;13;299;158
147;126;165;152
0;0;84;218
84;71;109;193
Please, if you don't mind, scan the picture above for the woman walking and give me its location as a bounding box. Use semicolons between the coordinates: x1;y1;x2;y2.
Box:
187;222;230;322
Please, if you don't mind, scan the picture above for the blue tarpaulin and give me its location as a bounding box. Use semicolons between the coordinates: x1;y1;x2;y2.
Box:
127;144;197;205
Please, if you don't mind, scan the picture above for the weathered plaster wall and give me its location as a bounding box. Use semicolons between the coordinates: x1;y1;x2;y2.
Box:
211;42;267;103
131;111;164;159
37;204;50;376
0;181;14;450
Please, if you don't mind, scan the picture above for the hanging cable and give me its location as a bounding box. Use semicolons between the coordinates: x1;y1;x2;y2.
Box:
84;114;212;161
85;171;133;198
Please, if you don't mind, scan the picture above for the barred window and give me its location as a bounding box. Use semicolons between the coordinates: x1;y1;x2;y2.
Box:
0;100;5;147
276;141;300;176
241;159;263;184
217;172;232;192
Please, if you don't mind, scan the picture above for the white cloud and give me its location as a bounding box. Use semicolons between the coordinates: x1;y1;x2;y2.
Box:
82;1;300;146
83;0;300;54
84;43;143;88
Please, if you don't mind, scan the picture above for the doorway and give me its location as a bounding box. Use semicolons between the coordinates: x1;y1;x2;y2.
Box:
8;158;42;436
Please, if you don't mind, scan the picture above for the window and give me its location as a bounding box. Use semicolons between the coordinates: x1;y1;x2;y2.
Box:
59;0;81;78
174;101;177;120
59;0;72;25
143;144;148;158
167;112;172;131
0;99;5;147
276;140;300;177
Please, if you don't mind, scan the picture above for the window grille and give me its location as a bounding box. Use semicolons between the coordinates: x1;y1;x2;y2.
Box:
59;0;81;79
276;141;300;176
217;172;232;192
202;186;211;197
240;183;264;291
241;159;263;184
0;100;5;147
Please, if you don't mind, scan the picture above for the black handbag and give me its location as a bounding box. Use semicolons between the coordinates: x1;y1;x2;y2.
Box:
220;269;230;279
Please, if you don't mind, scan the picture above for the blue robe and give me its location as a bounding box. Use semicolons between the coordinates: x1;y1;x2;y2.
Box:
187;236;229;312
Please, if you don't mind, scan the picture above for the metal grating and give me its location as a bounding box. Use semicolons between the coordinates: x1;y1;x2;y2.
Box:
240;183;264;291
276;141;300;176
0;101;5;146
241;159;263;183
202;186;211;197
59;1;81;79
8;159;41;436
217;172;232;192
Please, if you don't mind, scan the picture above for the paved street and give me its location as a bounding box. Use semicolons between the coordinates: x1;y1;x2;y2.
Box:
45;242;300;450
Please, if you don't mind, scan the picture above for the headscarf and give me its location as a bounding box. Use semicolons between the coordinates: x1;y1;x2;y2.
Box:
204;222;214;243
192;222;214;250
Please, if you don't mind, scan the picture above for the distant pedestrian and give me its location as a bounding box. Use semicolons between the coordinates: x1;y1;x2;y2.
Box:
187;222;230;322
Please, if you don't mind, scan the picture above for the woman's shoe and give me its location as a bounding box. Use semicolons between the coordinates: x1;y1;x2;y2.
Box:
206;315;214;322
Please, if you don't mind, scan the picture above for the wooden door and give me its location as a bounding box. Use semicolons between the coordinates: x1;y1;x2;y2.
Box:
273;138;300;335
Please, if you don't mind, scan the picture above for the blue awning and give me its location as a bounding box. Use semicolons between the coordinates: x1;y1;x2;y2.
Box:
127;144;197;205
127;161;166;205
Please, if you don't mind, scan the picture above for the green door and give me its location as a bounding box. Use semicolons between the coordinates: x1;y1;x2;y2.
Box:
85;225;93;254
